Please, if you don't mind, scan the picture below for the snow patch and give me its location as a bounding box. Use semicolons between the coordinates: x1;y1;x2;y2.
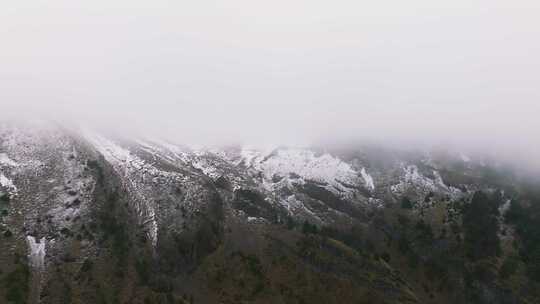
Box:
247;216;263;222
26;236;46;269
242;148;359;194
499;199;512;215
0;172;17;194
433;170;449;189
360;168;375;191
0;153;18;167
391;165;461;200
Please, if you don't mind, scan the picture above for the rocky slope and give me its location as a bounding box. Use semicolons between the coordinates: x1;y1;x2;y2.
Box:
0;121;539;304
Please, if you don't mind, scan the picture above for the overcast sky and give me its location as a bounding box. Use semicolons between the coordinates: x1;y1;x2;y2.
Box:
1;0;539;164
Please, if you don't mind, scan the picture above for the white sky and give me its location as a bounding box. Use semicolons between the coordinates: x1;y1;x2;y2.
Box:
1;0;539;164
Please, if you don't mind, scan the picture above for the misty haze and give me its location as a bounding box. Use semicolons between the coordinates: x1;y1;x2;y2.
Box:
1;1;540;304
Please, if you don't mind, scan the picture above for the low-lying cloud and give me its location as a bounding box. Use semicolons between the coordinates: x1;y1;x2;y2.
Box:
1;0;539;169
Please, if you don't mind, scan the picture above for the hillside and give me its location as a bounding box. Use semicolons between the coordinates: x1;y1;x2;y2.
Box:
0;121;539;304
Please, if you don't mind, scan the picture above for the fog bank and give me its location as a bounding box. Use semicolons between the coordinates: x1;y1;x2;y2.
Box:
1;0;539;169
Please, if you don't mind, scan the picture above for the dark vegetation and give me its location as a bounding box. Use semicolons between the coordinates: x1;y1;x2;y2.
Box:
463;191;502;260
0;192;10;203
202;229;417;304
157;189;223;277
284;190;510;302
505;185;540;281
2;255;30;304
300;182;366;220
92;163;131;272
400;197;414;209
0;192;10;219
232;189;285;223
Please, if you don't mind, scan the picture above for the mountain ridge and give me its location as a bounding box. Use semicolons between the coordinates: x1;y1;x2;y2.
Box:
0;121;538;304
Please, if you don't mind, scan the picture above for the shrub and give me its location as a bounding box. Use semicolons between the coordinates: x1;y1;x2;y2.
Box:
3;229;13;238
81;259;93;273
401;197;414;209
302;220;319;234
0;192;10;203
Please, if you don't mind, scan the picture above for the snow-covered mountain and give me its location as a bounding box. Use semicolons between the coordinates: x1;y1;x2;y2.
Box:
0;121;535;304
